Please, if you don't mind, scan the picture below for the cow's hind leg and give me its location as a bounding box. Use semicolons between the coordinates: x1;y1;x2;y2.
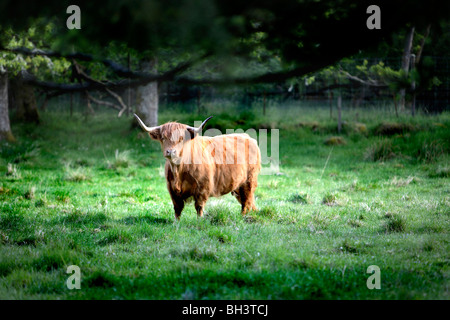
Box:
231;190;242;204
235;182;257;215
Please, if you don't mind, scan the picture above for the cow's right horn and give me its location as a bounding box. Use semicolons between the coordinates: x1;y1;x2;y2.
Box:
188;116;213;134
134;114;160;132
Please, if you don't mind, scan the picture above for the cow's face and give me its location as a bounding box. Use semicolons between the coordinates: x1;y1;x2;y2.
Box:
158;124;192;164
134;114;213;165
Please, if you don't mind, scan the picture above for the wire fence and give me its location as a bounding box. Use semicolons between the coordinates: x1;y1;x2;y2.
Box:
41;56;449;115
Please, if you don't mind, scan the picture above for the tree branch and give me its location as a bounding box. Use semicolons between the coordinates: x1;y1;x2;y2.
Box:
86;91;121;111
1;46;211;80
9;45;354;92
341;71;388;88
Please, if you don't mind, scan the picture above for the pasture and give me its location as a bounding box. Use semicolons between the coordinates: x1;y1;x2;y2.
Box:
0;104;449;299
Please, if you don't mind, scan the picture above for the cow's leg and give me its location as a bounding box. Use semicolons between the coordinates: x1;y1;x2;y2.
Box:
194;195;208;218
235;185;249;214
168;187;184;220
248;175;258;212
238;180;257;215
231;190;242;204
173;198;185;220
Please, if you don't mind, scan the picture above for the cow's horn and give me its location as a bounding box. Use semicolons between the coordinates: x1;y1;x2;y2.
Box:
188;116;213;134
134;114;159;132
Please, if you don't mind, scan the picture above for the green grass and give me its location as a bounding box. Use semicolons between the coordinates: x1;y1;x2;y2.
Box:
0;105;449;300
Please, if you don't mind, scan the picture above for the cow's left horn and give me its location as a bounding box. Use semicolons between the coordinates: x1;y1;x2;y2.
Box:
188;116;213;134
134;114;160;132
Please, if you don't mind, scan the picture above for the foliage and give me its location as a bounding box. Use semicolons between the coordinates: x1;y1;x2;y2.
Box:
0;24;71;79
0;0;449;90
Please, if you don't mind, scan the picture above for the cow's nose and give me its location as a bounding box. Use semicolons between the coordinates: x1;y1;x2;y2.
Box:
165;149;176;157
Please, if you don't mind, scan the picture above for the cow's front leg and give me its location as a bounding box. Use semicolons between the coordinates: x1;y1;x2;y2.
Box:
173;198;185;220
194;195;208;218
168;187;184;220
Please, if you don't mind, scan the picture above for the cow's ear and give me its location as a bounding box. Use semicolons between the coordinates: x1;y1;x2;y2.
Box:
148;128;161;140
186;127;196;140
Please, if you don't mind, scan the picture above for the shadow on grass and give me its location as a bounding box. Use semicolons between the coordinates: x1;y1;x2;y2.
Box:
121;215;172;225
50;211;110;226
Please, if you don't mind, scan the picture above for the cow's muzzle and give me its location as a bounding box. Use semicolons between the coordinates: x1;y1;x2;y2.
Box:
165;149;177;158
165;150;181;164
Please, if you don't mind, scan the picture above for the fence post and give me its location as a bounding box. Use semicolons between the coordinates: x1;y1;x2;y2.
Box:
337;92;342;133
410;54;416;117
329;90;333;119
127;52;131;116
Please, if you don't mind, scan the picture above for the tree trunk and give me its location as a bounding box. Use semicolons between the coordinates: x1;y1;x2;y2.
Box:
10;72;39;124
399;26;415;111
0;72;15;142
135;58;158;127
127;52;131;117
393;93;399;118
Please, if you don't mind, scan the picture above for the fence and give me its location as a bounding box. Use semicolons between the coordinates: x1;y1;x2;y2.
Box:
40;56;449;115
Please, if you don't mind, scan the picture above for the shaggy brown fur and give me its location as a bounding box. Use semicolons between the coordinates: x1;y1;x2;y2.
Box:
146;121;261;220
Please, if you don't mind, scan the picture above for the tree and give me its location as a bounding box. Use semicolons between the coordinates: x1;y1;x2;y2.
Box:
0;25;62;141
136;58;158;127
0;71;14;142
399;26;415;110
10;71;40;123
1;1;449;87
0;0;448;136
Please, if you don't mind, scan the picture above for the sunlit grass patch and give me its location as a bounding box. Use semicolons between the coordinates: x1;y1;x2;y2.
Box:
106;149;133;169
6;163;22;180
64;167;92;182
388;176;417;187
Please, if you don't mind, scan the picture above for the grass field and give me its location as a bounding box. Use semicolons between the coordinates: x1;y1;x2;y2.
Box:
0;104;449;299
